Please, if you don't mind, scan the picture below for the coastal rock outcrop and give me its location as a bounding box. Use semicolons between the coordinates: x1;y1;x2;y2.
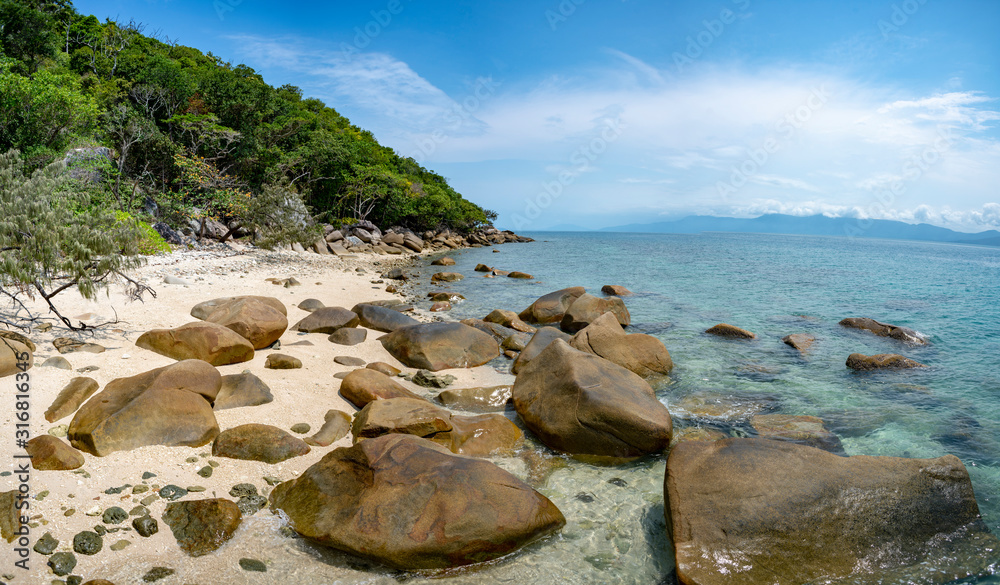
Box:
846;353;927;370
380;322;499;371
269;434;565;570
569;312;673;377
68;360;220;456
560;293;631;333
136;322;254;366
518;287;586;325
665;438;995;584
512;339;672;457
601;285;632;296
839;317;926;344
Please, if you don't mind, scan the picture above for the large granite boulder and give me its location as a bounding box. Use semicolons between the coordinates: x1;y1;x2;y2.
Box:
45;377;100;422
351;303;418;333
380;322;499;371
512;339;672;457
846;353;927;371
665;438;996;585
190;296;287;320
293;307;360;333
352;397;522;456
839;317;926;344
136;322;254;366
203;297;287;349
560;293;630;333
518;287;585;325
269;434;565;569
569;312;672;377
512;326;571;374
338;368;425;409
68;360;220;456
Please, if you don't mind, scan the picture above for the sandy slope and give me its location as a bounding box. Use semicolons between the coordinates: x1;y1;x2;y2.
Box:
0;243;514;584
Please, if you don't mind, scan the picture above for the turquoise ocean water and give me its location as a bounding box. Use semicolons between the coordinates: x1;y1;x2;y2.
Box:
412;231;1000;584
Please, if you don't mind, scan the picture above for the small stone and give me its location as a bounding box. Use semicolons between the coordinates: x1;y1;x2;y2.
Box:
158;485;187;501
84;506;101;516
133;516;158;537
140;495;158;507
41;356;72;370
104;485;129;495
290;423;310;434
93;525;107;536
102;507;127;524
229;483;258;498
265;353;302;369
109;539;130;551
237;495;268;516
129;505;148;516
185;456;199;463
76;366;99;373
142;567;175;582
197;466;213;478
34;532;59;555
142;471;157;480
72;531;102;555
239;558;267;572
47;425;68;438
209;460;220;467
412;370;457;389
333;355;365;367
64;509;75;517
66;576;83;585
132;485;149;494
187;486;207;493
263;476;281;486
47;552;77;576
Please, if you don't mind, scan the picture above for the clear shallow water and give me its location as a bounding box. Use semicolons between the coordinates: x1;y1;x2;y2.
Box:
414;231;1000;582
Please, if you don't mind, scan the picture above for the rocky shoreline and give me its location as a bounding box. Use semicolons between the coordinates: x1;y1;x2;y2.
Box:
0;238;996;585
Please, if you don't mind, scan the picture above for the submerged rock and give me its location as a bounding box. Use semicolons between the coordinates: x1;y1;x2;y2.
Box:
750;414;844;454
269;434;565;570
782;333;815;354
846;353;927;371
705;323;756;339
162;499;242;557
436;385;513;412
665;438;996;585
839;317;926;344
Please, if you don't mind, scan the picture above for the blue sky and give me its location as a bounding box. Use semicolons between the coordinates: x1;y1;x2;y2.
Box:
76;0;1000;231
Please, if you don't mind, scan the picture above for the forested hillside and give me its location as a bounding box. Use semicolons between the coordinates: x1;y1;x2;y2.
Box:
0;0;496;238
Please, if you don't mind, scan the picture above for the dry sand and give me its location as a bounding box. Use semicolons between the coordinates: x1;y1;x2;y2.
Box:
0;243;515;584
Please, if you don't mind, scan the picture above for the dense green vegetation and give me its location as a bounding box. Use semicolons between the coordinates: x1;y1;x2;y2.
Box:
0;0;497;239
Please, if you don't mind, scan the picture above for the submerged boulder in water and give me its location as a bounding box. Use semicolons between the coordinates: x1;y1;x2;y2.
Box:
513;339;672;457
846;353;927;371
269;434;565;570
705;323;756;339
839;317;926;345
665;438;996;585
750;414;844;454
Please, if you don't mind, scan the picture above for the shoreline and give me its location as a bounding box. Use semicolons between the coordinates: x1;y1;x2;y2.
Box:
1;241;520;584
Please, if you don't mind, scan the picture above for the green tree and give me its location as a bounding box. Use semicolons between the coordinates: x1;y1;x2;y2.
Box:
0;0;59;72
0;149;152;330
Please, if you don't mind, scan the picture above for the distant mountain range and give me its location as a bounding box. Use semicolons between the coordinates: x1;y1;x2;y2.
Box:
555;214;1000;247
